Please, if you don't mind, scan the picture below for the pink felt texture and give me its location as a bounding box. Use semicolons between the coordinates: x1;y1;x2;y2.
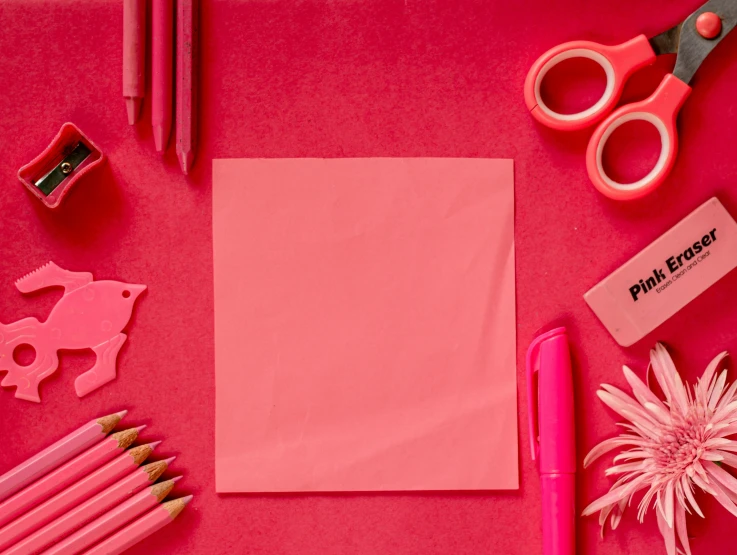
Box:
213;158;517;492
3;0;737;553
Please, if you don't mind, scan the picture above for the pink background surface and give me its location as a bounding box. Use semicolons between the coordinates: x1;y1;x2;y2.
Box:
2;0;737;553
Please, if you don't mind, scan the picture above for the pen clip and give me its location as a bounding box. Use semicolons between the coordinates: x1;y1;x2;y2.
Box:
526;327;566;463
526;335;542;463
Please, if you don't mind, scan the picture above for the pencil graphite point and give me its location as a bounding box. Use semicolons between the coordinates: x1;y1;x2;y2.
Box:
182;495;193;505
172;475;183;483
116;410;128;419
163;456;176;465
135;425;147;433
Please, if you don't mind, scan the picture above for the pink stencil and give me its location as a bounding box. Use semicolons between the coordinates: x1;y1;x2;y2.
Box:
0;262;145;402
213;158;517;492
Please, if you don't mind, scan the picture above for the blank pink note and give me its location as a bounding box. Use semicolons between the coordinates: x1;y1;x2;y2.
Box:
213;158;517;492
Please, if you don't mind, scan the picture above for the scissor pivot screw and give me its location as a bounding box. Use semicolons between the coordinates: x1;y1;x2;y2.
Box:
60;162;73;175
696;12;722;39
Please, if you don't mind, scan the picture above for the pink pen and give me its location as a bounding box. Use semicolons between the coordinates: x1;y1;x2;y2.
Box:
152;0;173;151
526;327;576;555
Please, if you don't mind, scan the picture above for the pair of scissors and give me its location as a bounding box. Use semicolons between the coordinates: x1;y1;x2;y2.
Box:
524;0;737;200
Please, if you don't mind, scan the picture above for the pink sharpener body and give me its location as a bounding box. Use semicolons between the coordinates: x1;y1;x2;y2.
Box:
18;122;104;209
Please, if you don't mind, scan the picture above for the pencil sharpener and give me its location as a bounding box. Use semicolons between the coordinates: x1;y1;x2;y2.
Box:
18;122;104;209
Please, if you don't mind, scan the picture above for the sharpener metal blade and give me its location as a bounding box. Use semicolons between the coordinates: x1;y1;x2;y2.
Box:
35;142;92;196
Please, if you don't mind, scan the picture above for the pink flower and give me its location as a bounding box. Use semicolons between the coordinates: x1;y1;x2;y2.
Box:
583;343;737;555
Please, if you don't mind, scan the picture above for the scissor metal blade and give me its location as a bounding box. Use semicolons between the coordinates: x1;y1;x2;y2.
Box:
670;0;737;84
650;24;682;55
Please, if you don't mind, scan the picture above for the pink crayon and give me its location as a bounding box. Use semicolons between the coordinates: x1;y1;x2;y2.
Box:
123;0;146;125
152;0;174;151
176;0;198;174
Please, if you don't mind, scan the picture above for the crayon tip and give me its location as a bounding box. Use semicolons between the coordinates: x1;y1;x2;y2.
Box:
153;124;169;152
125;97;142;125
178;150;194;175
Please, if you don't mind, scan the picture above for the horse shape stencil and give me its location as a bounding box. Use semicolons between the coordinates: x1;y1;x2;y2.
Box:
0;262;145;402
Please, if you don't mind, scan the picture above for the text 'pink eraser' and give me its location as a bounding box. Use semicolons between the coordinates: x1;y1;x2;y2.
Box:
585;197;737;347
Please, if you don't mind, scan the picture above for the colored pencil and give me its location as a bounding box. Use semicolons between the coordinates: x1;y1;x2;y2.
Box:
0;412;126;504
152;0;174;151
176;0;198;174
80;496;192;555
41;477;180;555
5;463;174;555
0;428;142;529
0;443;157;552
123;0;146;125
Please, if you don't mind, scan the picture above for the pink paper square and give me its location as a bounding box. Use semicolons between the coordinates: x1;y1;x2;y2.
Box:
213;158;517;492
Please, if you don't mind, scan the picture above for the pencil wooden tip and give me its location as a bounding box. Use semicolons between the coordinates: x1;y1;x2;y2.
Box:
164;496;192;519
110;428;140;449
142;458;170;481
151;478;178;502
127;443;155;465
97;410;127;434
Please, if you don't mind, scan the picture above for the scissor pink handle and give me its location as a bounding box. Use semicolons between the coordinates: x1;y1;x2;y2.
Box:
524;35;655;131
586;74;691;200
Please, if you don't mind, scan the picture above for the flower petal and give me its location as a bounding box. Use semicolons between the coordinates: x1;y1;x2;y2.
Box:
663;480;675;527
710;450;737;470
605;460;650;476
584;436;645;468
656;503;677;555
652;343;689;414
599;386;660;426
716;379;737;412
699;351;729;402
675;502;692;555
708;479;737;518
708;370;728;412
582;475;648;516
704;460;737;497
623;365;667;410
681;475;704;518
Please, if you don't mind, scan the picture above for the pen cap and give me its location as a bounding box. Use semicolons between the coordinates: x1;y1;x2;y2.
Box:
526;327;576;474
